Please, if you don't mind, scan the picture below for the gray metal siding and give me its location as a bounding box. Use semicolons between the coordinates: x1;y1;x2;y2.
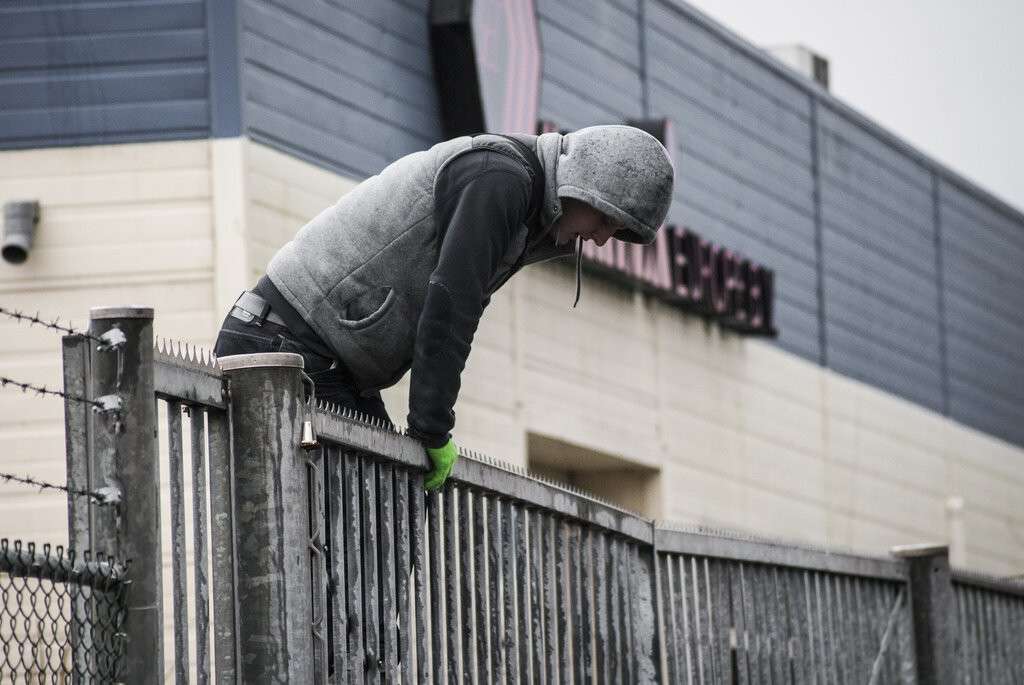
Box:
0;0;209;148
939;178;1024;443
816;102;944;413
239;0;441;178
641;0;819;360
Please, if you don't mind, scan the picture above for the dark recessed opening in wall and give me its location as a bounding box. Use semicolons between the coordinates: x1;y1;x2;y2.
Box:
527;433;661;518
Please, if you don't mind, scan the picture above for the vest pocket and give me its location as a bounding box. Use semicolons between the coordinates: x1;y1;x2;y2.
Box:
337;286;395;329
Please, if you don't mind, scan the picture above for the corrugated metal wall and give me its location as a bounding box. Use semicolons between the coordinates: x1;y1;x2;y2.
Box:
1;0;1022;446
0;0;210;148
239;0;442;177
643;0;820;361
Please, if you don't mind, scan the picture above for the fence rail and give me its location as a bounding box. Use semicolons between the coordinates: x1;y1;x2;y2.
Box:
2;304;1021;682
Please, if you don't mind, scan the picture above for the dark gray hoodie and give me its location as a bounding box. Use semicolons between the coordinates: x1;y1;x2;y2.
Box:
266;125;674;442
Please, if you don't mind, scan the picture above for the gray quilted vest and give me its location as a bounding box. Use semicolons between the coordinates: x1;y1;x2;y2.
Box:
266;133;570;390
267;126;674;391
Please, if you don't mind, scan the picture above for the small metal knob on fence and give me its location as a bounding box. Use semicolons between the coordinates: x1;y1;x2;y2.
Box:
301;419;318;449
300;372;318;449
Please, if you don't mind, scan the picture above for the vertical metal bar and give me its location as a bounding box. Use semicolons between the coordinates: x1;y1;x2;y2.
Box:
459;488;476;683
570;524;585;684
581;527;595;684
542;514;559;684
711;560;732;685
410;475;428;685
443;487;462;682
594;532;610;683
515;505;532;680
662;555;680;682
62;334;93;682
394;468;412;685
679;555;696;684
1003;593;1019;683
502;502;519;685
622;532;655;683
745;565;761;679
729;562;749;685
206;409;238;684
741;561;765;683
556;520;572;685
428;490;445;682
324;447;347;682
851;578;869;682
62;335;92;557
220;356;314;682
953;584;967;685
608;537;622;684
530;508;545;685
377;462;398;680
361;459;381;681
307;445;328;685
706;558;725;684
813;572;829;684
766;566;785;684
619;542;636;685
473;492;490;681
837;575;856;682
834;574;852;684
488;497;505;680
690;557;707;684
344;450;365;683
167;401;191;683
778;568;796;685
788;568;811;685
190;410;211;685
89;308;162;683
976;587;991;681
801;571;817;685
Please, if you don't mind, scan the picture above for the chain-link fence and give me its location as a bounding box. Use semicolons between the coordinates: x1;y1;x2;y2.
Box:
0;540;129;684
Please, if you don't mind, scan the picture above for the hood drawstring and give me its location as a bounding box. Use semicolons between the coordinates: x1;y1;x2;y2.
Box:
572;235;583;308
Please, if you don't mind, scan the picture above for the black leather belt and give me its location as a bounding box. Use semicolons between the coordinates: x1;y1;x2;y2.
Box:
230;291;287;327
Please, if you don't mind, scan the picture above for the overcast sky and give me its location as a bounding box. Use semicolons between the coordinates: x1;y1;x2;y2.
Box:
684;0;1024;214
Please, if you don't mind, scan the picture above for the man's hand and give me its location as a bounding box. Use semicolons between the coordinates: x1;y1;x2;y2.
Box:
425;438;458;491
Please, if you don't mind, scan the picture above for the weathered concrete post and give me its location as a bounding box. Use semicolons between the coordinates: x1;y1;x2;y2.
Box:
892;543;956;685
87;306;163;683
218;352;316;683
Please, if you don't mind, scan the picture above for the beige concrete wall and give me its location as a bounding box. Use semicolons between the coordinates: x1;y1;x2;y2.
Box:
0;140;217;544
1;138;1020;587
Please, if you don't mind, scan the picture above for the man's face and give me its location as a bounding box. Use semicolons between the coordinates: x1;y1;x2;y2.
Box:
554;198;623;247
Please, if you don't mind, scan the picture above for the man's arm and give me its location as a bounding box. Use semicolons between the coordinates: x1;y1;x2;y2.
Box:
406;150;532;448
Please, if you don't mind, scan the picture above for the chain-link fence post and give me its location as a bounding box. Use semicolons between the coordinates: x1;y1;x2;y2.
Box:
88;306;163;683
219;352;319;682
892;543;953;684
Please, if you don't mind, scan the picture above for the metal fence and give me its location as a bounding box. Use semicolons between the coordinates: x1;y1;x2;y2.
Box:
46;306;1024;683
0;540;128;683
952;570;1024;684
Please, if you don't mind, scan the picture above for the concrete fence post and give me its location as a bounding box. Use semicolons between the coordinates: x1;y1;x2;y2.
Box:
86;306;163;683
218;352;319;683
892;543;956;685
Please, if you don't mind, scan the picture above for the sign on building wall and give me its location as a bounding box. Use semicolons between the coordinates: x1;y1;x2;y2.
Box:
430;0;541;137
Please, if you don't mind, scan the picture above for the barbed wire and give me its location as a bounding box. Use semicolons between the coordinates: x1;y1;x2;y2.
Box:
0;472;121;507
0;305;105;344
0;375;118;412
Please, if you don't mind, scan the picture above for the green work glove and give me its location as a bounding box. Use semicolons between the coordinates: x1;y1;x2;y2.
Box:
424;438;458;491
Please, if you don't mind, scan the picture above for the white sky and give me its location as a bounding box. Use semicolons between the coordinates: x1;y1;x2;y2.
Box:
683;0;1024;213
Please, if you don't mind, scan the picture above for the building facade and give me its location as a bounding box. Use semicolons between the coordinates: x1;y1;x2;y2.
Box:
1;0;1022;578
